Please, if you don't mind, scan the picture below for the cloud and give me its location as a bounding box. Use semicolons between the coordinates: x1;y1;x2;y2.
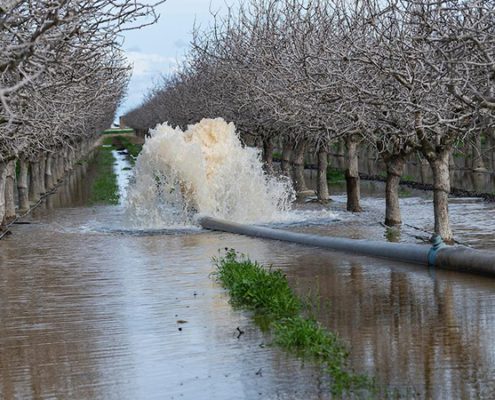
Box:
126;51;179;77
118;51;183;115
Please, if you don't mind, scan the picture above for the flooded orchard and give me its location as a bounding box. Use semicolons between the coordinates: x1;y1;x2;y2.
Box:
1;127;495;399
5;1;495;398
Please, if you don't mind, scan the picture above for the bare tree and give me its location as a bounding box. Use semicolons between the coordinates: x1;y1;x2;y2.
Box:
123;0;494;241
0;0;166;228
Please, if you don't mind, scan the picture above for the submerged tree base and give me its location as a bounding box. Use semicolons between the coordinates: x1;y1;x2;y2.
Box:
213;249;375;397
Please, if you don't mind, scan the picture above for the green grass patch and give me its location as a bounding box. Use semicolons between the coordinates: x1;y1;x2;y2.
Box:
401;174;414;182
213;250;375;396
327;166;345;183
102;128;135;134
102;135;142;165
399;187;413;197
119;136;142;163
214;250;301;319
102;136;114;146
89;147;119;205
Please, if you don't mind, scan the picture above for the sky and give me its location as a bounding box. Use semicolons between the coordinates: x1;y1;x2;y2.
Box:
118;0;235;120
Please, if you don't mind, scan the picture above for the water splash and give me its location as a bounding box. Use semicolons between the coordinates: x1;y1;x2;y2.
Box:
126;118;295;227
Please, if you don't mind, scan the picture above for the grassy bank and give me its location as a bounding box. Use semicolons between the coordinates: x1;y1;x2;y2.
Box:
88;134;144;204
102;128;135;135
102;135;142;165
213;250;375;397
89;146;119;205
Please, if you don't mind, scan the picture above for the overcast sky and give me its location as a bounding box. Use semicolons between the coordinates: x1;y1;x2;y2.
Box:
119;0;235;119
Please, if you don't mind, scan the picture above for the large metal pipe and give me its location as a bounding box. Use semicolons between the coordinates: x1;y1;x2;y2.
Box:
198;216;495;277
435;247;495;275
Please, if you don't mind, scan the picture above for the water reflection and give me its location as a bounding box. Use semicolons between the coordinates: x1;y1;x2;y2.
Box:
301;170;495;249
2;204;495;399
0;215;339;400
1;154;495;399
278;250;495;399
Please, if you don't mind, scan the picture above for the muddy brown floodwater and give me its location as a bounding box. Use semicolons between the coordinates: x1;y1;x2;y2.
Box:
1;162;495;399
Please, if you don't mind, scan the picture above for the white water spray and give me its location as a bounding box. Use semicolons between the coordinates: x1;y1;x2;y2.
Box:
126;118;295;227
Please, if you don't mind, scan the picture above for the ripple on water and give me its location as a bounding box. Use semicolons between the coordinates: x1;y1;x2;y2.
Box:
2;174;495;399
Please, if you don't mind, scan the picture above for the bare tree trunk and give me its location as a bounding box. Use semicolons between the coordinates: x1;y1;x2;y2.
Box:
292;140;308;194
345;137;362;212
367;153;376;176
29;161;41;203
63;148;71;173
429;150;453;242
281;140;292;177
262;137;274;175
0;162;7;228
384;156;406;226
39;154;46;194
490;131;495;172
463;141;471;170
419;156;430;184
317;148;329;202
18;159;30;212
55;153;63;182
448;152;455;169
472;133;486;171
4;160;16;224
45;154;54;190
67;148;74;171
336;140;345;169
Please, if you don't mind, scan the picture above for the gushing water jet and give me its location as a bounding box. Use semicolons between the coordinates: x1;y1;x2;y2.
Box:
126;118;294;227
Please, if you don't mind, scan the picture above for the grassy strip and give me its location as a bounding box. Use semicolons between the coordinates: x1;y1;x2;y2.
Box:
327;166;345;183
102;135;142;165
89;146;119;205
118;136;142;164
102;128;135;134
213;249;375;397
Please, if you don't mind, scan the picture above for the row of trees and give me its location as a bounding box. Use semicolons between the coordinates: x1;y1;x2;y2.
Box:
124;0;495;242
0;0;165;228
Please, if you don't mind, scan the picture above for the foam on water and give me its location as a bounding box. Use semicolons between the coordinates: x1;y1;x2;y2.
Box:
126;118;296;228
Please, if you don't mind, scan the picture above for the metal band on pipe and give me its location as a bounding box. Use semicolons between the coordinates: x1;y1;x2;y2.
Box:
427;234;447;266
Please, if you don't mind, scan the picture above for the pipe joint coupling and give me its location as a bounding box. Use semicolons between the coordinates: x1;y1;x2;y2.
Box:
428;234;446;267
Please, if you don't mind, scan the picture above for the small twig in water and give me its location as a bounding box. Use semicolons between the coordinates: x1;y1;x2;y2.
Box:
236;326;245;338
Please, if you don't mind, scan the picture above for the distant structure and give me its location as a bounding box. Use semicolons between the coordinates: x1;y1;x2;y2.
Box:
119;116;127;129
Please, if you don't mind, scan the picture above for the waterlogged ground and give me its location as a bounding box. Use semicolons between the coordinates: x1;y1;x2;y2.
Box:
1;163;495;399
296;178;495;250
